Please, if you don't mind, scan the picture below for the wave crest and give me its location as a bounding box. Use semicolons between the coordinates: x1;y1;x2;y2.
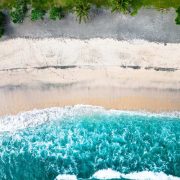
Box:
0;105;179;132
92;169;179;180
55;174;77;180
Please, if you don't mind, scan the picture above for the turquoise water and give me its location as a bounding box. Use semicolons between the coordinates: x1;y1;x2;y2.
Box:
0;106;179;180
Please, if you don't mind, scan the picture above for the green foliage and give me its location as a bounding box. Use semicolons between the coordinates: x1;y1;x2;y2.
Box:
49;7;65;20
175;7;180;25
142;0;180;9
0;11;5;37
0;27;4;37
74;0;91;23
31;8;46;21
10;0;27;23
129;0;143;16
31;0;54;10
0;11;5;23
110;0;132;13
0;0;180;25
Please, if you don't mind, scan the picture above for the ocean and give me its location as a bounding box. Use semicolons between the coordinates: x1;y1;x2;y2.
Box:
0;105;179;180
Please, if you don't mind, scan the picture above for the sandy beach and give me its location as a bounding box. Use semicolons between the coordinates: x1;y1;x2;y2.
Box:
0;38;180;115
0;4;180;180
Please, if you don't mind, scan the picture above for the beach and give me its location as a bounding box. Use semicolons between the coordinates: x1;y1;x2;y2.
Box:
0;6;180;180
0;38;180;115
0;8;180;116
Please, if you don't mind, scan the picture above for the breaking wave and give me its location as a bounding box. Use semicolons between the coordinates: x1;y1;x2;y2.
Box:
55;170;180;179
91;169;180;179
0;105;179;179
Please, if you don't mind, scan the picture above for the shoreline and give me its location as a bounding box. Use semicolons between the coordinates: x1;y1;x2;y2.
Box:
1;103;180;133
0;38;180;116
1;87;180;116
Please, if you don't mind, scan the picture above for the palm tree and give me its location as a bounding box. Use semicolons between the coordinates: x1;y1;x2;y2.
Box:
111;0;132;14
74;0;91;23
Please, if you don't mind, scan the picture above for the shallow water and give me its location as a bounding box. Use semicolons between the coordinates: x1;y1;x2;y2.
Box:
0;105;179;180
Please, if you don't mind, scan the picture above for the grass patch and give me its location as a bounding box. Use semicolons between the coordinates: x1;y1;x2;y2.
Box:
142;0;180;9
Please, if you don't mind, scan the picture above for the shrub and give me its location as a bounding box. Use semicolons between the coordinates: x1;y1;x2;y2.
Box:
0;27;4;37
0;11;5;37
110;0;132;13
0;11;5;23
130;0;143;16
49;7;65;20
10;0;27;23
31;8;46;21
74;0;91;23
175;7;180;25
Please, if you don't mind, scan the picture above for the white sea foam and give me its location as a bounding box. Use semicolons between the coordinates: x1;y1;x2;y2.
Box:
92;168;121;179
122;171;180;180
0;105;179;133
55;174;77;180
92;169;180;180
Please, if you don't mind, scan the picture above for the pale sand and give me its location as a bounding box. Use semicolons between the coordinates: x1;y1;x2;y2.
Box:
0;38;180;69
0;38;180;115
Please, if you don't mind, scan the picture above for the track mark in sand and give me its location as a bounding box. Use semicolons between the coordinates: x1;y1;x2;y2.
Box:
121;65;178;72
0;65;179;72
0;66;77;72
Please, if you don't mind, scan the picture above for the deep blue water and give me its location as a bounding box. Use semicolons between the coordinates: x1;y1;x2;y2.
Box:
0;106;179;180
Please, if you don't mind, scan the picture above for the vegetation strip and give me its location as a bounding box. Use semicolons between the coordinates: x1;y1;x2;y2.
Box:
0;0;180;38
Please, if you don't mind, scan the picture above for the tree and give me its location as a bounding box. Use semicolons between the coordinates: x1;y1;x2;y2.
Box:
10;0;27;23
0;11;5;24
111;0;132;14
74;0;91;23
175;7;180;25
31;8;46;21
0;11;5;37
49;7;65;20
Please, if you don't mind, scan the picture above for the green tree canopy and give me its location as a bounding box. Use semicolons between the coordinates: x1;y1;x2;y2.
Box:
111;0;132;13
10;0;27;23
74;0;91;23
31;8;46;21
175;7;180;25
49;7;65;20
0;11;5;37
